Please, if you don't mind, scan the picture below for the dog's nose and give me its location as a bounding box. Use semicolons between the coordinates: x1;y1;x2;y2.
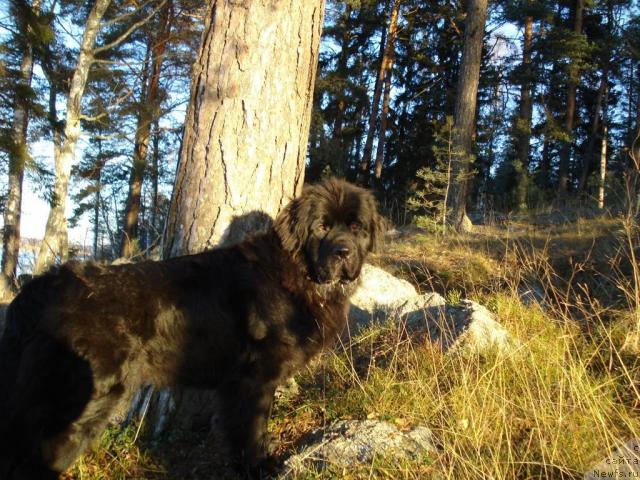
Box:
333;246;351;259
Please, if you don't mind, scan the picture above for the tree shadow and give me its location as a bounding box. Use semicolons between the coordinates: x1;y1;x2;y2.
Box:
220;210;274;246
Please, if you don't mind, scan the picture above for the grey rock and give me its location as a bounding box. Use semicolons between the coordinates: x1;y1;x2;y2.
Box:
281;420;436;476
349;265;513;353
443;300;512;352
349;264;419;329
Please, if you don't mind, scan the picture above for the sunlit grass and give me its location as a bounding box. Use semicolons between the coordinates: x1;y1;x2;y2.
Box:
275;289;639;479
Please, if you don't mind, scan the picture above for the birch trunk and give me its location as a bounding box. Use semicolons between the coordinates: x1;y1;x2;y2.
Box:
1;0;41;296
447;0;488;231
598;82;610;210
598;124;607;210
34;0;112;274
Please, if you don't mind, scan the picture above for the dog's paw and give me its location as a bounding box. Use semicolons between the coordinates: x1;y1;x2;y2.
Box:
245;456;282;480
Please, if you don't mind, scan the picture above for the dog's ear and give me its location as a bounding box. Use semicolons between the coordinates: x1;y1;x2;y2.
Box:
273;194;310;254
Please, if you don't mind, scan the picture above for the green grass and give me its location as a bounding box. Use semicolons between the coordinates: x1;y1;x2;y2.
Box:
64;425;164;479
64;215;640;479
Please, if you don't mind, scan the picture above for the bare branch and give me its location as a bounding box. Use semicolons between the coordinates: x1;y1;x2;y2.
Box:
79;112;109;122
101;0;159;27
93;0;168;54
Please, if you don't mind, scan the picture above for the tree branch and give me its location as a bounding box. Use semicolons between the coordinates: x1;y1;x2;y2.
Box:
101;0;159;27
93;0;168;54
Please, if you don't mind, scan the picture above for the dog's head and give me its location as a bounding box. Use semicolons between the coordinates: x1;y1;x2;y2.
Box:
274;178;384;284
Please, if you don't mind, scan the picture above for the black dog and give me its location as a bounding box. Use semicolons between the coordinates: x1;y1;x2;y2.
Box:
0;178;382;479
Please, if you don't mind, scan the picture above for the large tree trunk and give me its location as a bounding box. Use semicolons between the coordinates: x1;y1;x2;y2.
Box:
163;0;324;257
121;0;173;258
557;0;584;196
0;0;41;297
359;0;390;179
514;15;533;211
373;0;401;184
34;0;112;275
447;0;488;231
138;0;325;437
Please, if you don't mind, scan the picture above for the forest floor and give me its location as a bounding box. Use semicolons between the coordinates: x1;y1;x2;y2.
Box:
64;214;640;479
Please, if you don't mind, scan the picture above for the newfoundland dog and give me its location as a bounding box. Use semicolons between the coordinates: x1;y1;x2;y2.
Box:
0;177;383;479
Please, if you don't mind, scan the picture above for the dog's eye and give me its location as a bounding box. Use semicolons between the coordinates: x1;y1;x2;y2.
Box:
350;222;362;232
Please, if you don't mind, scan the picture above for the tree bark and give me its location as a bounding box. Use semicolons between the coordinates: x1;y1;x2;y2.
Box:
373;0;401;184
121;0;173;258
447;0;488;231
514;15;533;211
557;0;584;196
150;118;160;245
359;0;390;178
597;81;609;210
598;118;608;210
1;0;41;296
34;0;112;275
163;0;324;257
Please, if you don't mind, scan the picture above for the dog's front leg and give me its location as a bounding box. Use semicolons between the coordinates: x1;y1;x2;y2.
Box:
219;378;278;468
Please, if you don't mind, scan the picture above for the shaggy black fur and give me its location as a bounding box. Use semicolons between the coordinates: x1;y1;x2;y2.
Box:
0;178;382;479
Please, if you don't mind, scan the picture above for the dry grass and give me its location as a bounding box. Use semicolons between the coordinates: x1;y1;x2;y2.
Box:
274;296;639;479
64;215;640;479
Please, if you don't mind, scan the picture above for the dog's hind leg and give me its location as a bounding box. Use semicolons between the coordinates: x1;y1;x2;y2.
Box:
0;333;100;479
41;382;128;474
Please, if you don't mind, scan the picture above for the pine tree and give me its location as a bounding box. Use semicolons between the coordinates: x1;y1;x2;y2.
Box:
447;0;488;231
